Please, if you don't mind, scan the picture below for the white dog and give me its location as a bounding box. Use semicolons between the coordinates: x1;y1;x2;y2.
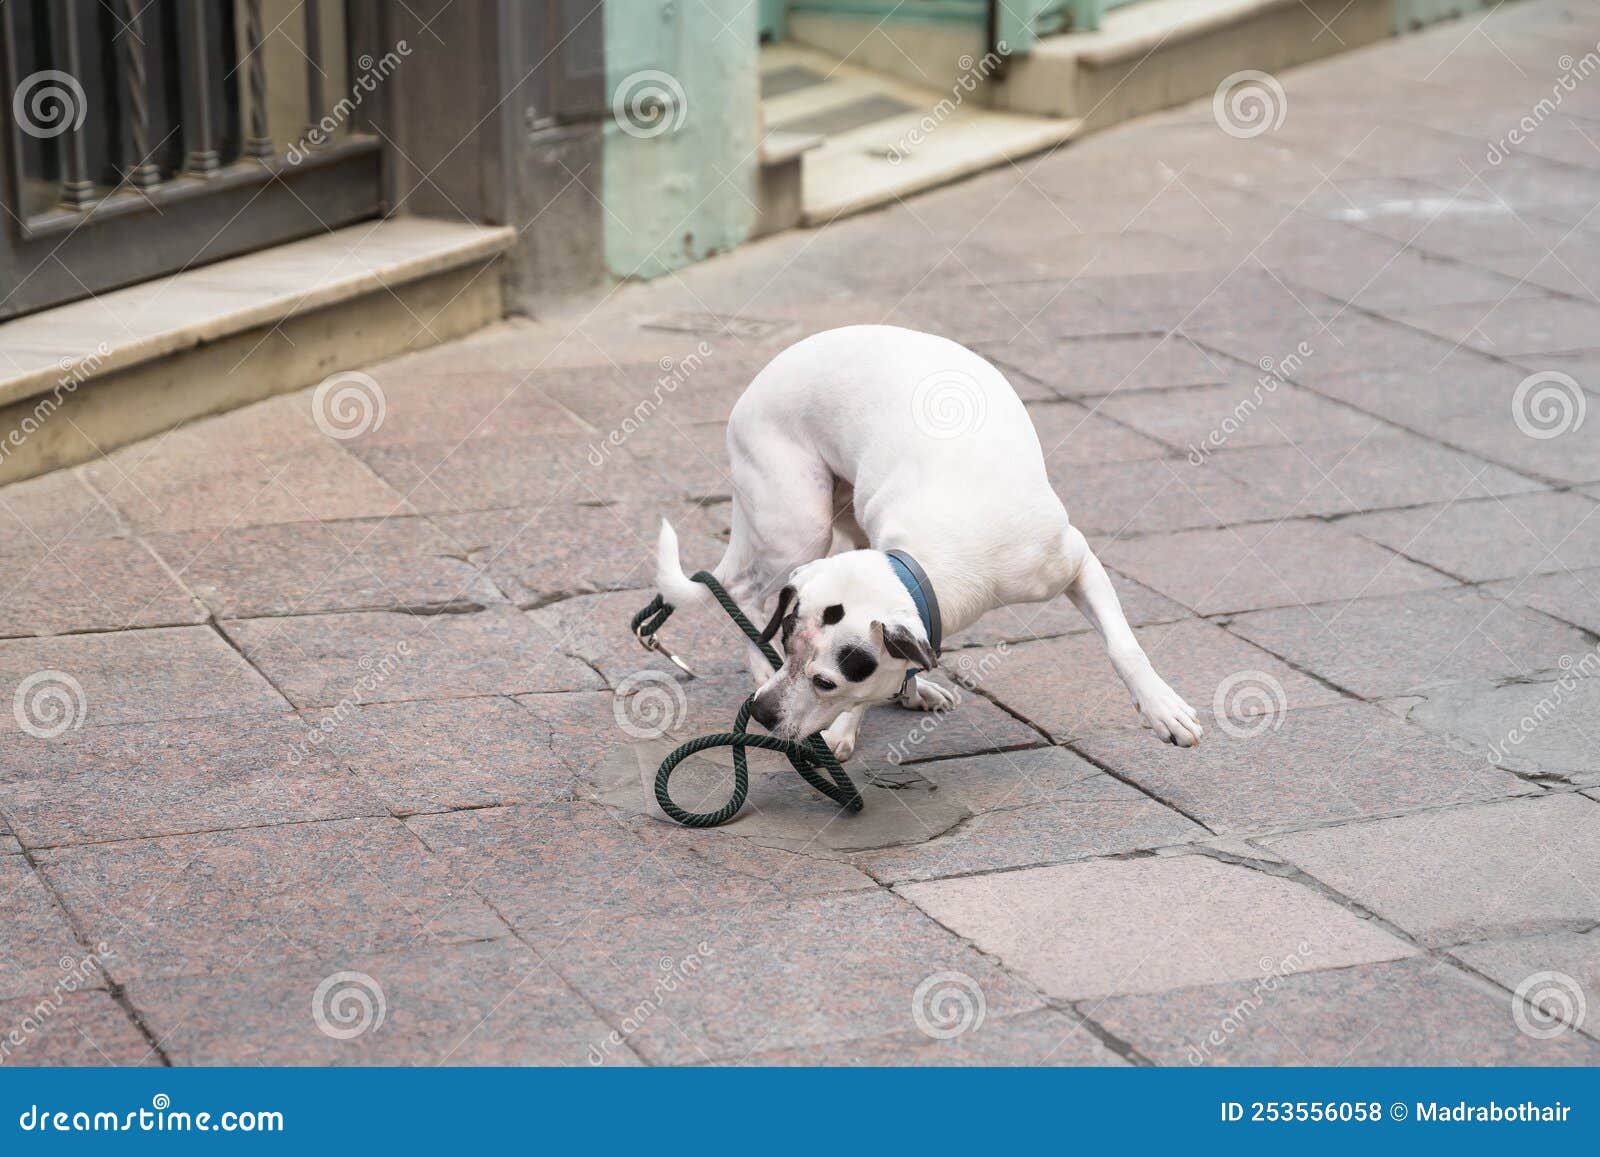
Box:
654;325;1202;760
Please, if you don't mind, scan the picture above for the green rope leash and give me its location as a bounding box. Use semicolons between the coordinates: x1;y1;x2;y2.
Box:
629;571;863;828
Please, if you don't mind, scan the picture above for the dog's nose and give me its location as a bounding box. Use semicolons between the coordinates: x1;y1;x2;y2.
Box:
749;694;780;732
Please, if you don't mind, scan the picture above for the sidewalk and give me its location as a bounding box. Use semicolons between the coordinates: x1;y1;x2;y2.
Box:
3;0;1599;1065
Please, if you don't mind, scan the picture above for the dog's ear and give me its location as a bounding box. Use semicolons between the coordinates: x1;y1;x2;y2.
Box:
876;619;937;670
758;585;797;645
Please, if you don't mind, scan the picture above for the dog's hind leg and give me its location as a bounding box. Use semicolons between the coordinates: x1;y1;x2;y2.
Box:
1061;526;1203;747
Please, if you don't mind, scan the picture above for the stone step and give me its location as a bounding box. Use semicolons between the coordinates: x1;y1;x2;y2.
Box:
999;0;1392;130
0;219;512;484
760;42;1081;226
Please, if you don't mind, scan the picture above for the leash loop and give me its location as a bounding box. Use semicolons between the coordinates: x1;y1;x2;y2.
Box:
631;572;863;828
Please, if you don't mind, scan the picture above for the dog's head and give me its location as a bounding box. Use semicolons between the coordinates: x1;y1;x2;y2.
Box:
748;550;937;741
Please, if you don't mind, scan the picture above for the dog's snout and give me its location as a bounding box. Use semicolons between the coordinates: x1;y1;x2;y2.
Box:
749;693;780;732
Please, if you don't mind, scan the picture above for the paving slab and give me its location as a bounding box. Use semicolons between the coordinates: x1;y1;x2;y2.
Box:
131;940;637;1065
1399;677;1600;784
1052;458;1288;536
1393;295;1600;357
1451;927;1600;1042
1296;356;1600;486
146;517;494;619
943;569;1189;648
220;607;602;707
1227;586;1595;698
37;817;508;982
1486;567;1600;633
352;434;663;513
1025;401;1170;466
894;281;1124;346
408;803;875;940
851;674;1047;767
0;990;155;1066
1103;520;1454;615
1190;312;1463;378
1093;957;1600;1066
429;500;724;608
0;714;384;848
544;889;1044;1064
981;332;1232;397
0;625;287;733
0;537;205;637
1263;794;1600;946
526;587;766;686
299;696;574;816
86;445;411;533
894;744;1120;814
314;370;593;446
898;855;1416;1000
1343;490;1600;581
967;619;1342;742
861;773;1202;883
0;857;90;1001
0;469;124;548
1080;702;1530;835
1077;269;1342;335
744;1008;1125;1066
1205;432;1544;518
1097;380;1383;454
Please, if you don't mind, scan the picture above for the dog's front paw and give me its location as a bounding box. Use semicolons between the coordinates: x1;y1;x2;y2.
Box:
898;674;957;712
821;717;859;761
1134;678;1203;747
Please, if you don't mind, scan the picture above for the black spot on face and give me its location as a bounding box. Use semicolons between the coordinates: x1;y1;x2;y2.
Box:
837;643;878;683
822;604;844;626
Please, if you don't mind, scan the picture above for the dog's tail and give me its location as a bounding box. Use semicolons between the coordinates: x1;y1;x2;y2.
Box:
656;519;711;609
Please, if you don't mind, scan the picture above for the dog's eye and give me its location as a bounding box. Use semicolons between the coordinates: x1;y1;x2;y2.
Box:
822;604;844;626
812;675;837;692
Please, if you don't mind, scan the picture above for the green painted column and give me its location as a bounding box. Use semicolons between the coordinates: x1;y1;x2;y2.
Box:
603;0;759;280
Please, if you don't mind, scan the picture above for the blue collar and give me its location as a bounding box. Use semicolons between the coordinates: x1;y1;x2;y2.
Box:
885;549;941;654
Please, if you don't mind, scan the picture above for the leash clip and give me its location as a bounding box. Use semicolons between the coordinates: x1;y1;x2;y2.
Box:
634;623;697;678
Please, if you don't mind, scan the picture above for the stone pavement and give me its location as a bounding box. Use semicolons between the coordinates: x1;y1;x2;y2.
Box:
4;0;1600;1066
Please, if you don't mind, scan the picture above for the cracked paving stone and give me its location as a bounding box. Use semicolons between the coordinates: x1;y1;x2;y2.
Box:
1398;678;1600;785
1226;586;1595;699
543;889;1044;1065
966;619;1341;742
861;771;1202;884
146;517;496;619
0;538;205;638
1451;927;1600;1043
1262;794;1600;947
585;738;971;854
743;1008;1126;1066
407;802;875;941
0;990;155;1066
220;607;602;708
1093;957;1600;1066
36;817;508;982
899;855;1416;1001
300;697;575;816
1485;567;1600;634
1103;520;1454;615
429;500;725;608
1079;701;1531;835
131;940;638;1065
0;713;386;848
0;625;288;733
1343;491;1600;582
0;857;91;1001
